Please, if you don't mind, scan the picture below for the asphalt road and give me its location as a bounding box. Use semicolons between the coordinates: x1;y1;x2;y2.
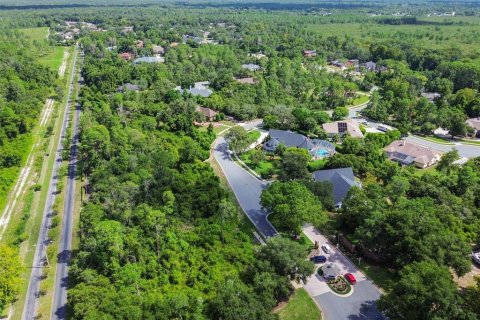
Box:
51;51;82;320
22;46;78;320
213;136;277;238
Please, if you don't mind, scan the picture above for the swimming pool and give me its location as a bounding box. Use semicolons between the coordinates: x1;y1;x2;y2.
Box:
315;149;330;157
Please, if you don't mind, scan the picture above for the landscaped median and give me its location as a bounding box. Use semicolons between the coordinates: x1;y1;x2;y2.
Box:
317;268;352;296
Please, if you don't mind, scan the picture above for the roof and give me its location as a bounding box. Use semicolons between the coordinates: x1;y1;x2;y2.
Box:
384;140;442;166
117;83;140;92
133;56;165;64
322;119;364;138
196;106;218;118
236;77;256;85
265;129;313;151
241;63;262;71
312;167;358;206
176;81;213;97
119;52;133;60
322;263;341;279
421;92;441;101
152;45;165;54
466;118;480;131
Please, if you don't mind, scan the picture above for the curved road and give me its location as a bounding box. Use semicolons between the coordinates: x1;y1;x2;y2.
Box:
213;137;277;238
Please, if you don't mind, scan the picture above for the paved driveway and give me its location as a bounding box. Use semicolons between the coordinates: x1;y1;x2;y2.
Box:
213;137;277;238
303;225;385;320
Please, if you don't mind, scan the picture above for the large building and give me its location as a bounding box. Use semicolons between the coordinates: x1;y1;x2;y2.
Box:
384;140;442;168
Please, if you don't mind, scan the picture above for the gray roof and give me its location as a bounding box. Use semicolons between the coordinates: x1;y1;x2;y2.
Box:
117;83;140;92
322;263;341;279
312;168;358;206
186;87;213;97
133;56;165;64
241;63;262;71
264;129;313;151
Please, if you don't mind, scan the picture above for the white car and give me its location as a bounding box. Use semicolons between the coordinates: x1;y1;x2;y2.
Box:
472;252;480;265
322;243;332;254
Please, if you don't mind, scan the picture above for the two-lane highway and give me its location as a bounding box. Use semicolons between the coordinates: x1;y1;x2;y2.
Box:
22;45;79;320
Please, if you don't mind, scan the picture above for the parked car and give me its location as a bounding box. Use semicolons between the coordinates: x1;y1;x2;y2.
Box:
322;244;332;254
344;273;357;285
310;255;327;264
472;252;480;265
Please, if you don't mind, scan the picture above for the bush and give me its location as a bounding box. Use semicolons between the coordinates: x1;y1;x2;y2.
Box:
31;184;42;192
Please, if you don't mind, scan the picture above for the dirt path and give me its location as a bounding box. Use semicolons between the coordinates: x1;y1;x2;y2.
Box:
58;50;69;78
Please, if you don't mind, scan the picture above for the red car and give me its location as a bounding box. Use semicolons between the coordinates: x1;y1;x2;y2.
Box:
344;273;356;285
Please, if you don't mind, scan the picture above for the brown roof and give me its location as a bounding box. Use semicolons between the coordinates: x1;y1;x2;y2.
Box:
384;140;442;164
196;106;218;118
322;119;364;138
152;45;165;54
236;77;256;85
466;118;480;131
119;52;133;60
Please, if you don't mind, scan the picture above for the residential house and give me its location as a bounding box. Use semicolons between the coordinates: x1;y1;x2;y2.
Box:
384;140;443;168
133;56;165;64
152;45;165;55
236;77;257;85
170;42;179;47
322;119;364;139
329;60;346;69
196;106;218;121
135;40;144;48
119;52;134;61
421;92;441;102
312;167;359;208
117;83;140;92
250;52;267;60
361;61;376;72
303;50;317;57
263;129;335;158
466;117;480;138
241;63;262;72
176;81;213;98
121;26;134;34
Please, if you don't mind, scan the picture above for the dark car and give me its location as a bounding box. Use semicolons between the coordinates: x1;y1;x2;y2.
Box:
310;255;327;264
344;273;357;285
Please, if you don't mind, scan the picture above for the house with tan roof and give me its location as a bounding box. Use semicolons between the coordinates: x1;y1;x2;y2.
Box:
236;77;257;85
196;106;218;121
466;117;480;138
384;140;443;168
322;119;364;139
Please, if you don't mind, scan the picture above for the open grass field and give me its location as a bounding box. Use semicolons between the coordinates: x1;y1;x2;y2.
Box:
307;18;480;55
276;288;321;320
19;27;66;71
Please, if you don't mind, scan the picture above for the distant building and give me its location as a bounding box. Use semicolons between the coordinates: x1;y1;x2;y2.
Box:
322;119;364;139
170;42;179;47
235;77;257;85
177;81;213;98
152;45;165;55
196;106;218;121
119;52;134;61
361;61;377;72
384;140;443;168
303;50;317;57
133;56;165;64
250;52;267;60
121;26;134;34
135;40;144;48
466;117;480;138
421;92;441;103
312;167;359;208
117;83;140;92
241;63;262;72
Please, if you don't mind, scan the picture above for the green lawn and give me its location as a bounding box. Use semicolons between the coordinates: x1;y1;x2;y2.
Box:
247;129;261;142
240;150;279;177
277;288;321;320
347;95;369;107
19;27;49;42
19;27;67;71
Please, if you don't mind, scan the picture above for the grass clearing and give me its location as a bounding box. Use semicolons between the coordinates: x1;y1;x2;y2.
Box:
276;288;321;320
19;27;66;72
239;150;279;177
347;95;369;107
